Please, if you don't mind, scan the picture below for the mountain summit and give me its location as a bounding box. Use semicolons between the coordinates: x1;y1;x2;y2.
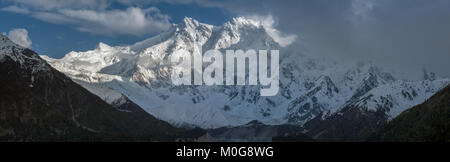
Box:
1;34;202;141
42;17;450;129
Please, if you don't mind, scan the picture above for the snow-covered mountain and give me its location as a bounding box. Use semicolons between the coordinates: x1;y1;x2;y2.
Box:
1;35;50;73
1;34;203;141
41;17;450;129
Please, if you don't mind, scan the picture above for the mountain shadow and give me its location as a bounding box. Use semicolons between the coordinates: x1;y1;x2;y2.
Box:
0;35;204;141
368;84;450;142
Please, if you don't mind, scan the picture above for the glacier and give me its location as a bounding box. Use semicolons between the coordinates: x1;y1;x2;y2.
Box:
40;17;450;129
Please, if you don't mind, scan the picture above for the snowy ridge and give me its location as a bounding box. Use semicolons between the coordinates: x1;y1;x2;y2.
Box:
336;79;449;118
42;17;450;128
1;34;49;73
1;34;30;62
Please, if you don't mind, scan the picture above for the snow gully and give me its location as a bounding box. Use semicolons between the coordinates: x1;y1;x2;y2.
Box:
170;48;279;96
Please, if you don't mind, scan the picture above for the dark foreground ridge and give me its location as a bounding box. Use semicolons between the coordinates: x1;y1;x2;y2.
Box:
0;35;204;141
369;84;450;141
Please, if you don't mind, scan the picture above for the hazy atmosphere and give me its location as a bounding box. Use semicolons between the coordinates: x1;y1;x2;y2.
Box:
1;0;450;78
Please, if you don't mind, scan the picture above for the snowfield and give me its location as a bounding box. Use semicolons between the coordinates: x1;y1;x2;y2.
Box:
40;17;450;129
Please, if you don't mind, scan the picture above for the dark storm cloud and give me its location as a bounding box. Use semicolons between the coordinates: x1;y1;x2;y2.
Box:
191;0;450;79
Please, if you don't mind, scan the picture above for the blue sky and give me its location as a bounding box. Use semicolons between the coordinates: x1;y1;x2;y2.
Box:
0;0;234;58
1;0;450;77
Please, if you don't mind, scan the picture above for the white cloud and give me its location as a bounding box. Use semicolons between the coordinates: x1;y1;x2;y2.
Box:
7;28;32;48
56;7;171;36
249;15;297;47
1;1;171;36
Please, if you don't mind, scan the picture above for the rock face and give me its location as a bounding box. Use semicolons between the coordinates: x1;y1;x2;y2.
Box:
42;17;449;131
304;106;388;141
369;85;450;142
0;34;202;141
304;79;449;141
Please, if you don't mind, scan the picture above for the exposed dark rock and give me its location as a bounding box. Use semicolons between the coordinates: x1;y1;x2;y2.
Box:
369;85;450;142
0;39;204;141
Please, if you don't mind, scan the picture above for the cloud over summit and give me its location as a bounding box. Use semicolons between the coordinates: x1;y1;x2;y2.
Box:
7;28;32;48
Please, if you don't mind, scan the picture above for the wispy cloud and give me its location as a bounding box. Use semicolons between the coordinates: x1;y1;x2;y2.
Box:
4;0;109;10
0;5;30;14
35;7;171;36
1;0;171;36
